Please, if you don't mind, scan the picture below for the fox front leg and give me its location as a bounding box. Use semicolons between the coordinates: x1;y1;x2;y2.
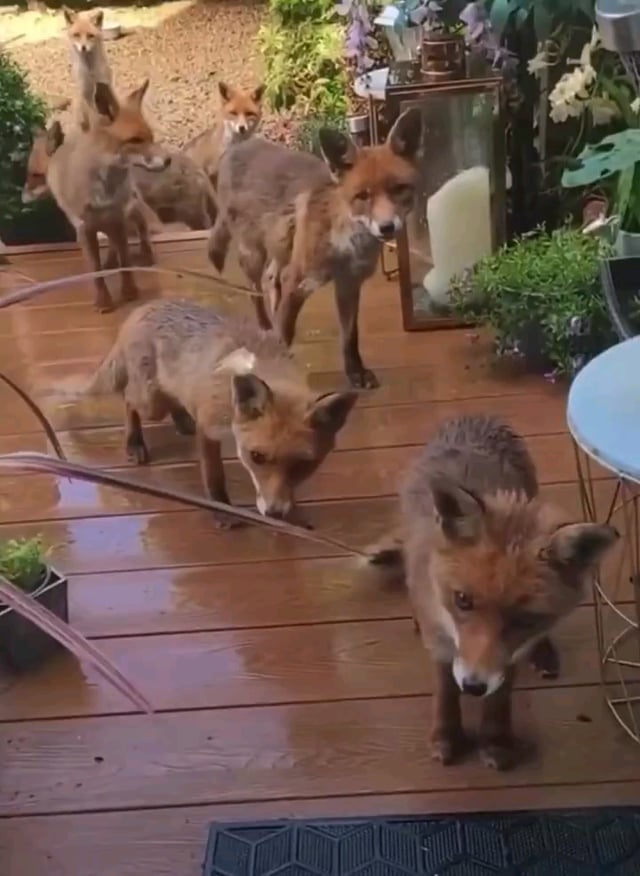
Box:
196;430;245;530
479;669;519;771
430;661;469;765
333;272;379;389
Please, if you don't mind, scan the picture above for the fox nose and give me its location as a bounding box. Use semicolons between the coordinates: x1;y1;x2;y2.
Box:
161;155;171;169
377;221;396;240
462;679;488;698
237;124;247;134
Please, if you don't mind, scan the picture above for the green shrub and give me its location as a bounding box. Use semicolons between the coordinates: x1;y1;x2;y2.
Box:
0;537;48;593
260;0;348;120
450;228;615;376
0;49;49;243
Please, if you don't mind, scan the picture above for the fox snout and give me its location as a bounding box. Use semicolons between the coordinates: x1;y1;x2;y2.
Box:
452;659;505;698
132;153;171;172
371;216;402;241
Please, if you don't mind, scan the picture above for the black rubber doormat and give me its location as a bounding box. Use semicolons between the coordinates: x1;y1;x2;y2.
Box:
203;810;640;875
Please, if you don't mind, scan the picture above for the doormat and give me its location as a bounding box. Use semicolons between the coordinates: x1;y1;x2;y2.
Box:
203;809;640;875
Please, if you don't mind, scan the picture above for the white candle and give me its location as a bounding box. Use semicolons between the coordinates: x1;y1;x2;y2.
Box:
423;165;493;306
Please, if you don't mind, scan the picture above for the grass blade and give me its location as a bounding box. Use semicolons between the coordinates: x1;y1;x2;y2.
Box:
0;451;368;558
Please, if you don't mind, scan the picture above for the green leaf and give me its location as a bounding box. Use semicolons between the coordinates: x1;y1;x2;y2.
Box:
489;0;523;40
561;130;640;187
617;166;634;224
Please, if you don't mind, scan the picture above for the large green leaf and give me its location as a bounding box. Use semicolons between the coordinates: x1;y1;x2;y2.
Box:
561;130;640;187
489;0;528;40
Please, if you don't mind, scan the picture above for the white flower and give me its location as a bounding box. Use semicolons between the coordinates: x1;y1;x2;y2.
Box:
631;97;640;114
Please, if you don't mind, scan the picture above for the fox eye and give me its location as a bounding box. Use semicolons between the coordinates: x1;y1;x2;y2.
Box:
250;451;267;465
390;183;414;199
128;137;145;146
354;189;371;201
454;591;474;611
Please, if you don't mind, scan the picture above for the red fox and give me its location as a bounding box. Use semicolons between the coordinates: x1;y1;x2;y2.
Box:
63;7;113;131
183;81;265;184
368;415;618;770
208;107;421;389
23;124;217;232
39;80;170;312
87;300;358;527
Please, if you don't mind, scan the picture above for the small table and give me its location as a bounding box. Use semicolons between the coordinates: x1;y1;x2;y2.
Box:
568;336;640;744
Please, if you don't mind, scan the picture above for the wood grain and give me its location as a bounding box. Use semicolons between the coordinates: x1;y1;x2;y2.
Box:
0;607;614;721
0;687;635;817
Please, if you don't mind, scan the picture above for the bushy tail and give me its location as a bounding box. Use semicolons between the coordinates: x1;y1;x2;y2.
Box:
207;214;231;273
85;344;127;396
362;529;405;581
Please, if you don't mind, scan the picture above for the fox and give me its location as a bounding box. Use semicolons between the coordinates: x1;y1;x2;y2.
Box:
37;79;170;313
183;81;265;184
63;7;113;131
87;299;358;526
208;107;422;389
23;124;217;232
367;414;618;771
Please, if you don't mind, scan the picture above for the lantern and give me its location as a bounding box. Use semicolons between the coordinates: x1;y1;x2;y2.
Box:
371;59;506;331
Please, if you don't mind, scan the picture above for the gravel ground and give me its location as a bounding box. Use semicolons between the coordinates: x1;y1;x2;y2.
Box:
3;1;279;148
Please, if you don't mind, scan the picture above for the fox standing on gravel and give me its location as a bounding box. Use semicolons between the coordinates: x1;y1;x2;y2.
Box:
87;300;358;527
368;415;618;771
63;7;113;130
208;107;422;389
184;81;265;184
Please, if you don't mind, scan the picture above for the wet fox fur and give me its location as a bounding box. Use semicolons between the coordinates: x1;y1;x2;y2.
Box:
40;79;170;313
208;107;422;389
24;124;217;232
183;81;265;184
368;415;618;770
88;300;358;525
63;7;113;131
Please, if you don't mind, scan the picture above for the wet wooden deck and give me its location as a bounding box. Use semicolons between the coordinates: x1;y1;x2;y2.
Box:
0;240;636;876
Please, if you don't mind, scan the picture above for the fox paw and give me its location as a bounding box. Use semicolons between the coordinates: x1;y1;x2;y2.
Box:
126;441;150;465
212;511;246;531
479;736;519;771
347;367;380;390
430;729;469;766
529;637;560;680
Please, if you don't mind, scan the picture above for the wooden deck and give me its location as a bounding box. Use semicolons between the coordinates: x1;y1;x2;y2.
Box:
0;240;636;875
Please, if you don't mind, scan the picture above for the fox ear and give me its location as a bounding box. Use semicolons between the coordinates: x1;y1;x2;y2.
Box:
89;9;104;28
232;374;273;419
63;7;76;25
218;81;232;102
318;128;358;176
127;79;150;109
429;474;485;543
94;82;119;121
308;391;358;434
544;523;619;574
45;121;64;155
252;83;266;103
387;107;422;162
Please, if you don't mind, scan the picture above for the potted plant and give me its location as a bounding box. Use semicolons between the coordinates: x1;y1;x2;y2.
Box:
0;536;68;671
450;227;616;378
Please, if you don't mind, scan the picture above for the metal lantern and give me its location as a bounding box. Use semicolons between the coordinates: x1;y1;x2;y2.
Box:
371;59;506;331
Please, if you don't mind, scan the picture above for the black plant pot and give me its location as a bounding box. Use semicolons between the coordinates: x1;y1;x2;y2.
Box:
502;317;614;378
0;566;68;671
600;256;640;342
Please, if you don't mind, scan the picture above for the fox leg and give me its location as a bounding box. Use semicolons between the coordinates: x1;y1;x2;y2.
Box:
196;429;244;530
170;404;196;436
130;204;155;267
124;403;150;465
333;273;379;389
479;668;518;771
108;223;140;303
78;225;114;313
529;636;560;679
274;265;311;346
430;661;469;765
237;242;272;330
